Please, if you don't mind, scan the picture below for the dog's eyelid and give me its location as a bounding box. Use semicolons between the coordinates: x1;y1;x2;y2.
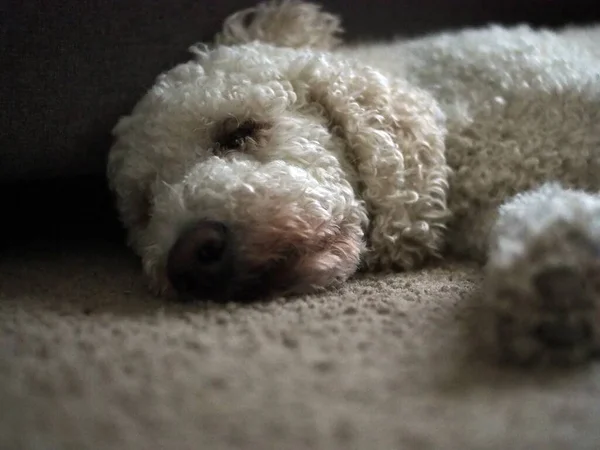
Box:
213;118;270;152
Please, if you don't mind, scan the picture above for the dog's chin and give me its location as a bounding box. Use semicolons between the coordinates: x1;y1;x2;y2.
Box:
149;237;362;303
167;250;359;303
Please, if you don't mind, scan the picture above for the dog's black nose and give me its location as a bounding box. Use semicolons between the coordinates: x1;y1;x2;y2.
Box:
166;220;233;297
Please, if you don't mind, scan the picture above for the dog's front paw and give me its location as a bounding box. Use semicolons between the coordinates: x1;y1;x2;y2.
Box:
485;224;600;365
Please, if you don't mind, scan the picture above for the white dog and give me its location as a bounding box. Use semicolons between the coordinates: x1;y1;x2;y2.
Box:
107;1;600;365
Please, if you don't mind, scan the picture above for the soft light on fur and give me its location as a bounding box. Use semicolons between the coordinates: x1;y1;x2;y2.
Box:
108;1;600;365
215;0;343;49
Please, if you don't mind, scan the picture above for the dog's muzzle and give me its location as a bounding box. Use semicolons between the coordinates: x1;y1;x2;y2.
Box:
166;219;299;302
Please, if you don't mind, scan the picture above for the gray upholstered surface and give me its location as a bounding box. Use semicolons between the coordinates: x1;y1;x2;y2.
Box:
2;242;600;450
3;0;600;182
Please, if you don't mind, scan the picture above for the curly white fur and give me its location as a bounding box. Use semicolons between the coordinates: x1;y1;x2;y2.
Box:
108;1;600;364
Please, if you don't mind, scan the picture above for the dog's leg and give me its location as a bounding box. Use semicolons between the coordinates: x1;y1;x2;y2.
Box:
483;183;600;365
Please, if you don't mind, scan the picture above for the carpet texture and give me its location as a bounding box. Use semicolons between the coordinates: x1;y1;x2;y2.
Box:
1;242;600;450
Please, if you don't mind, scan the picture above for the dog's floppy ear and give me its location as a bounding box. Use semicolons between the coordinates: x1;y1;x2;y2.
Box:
291;59;452;270
215;0;343;50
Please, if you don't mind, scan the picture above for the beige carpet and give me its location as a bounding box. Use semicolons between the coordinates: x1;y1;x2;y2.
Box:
1;241;600;450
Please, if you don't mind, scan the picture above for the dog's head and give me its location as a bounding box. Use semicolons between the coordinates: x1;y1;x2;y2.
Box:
107;1;450;302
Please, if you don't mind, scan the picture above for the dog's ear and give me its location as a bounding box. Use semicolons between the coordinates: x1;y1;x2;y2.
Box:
215;0;343;50
291;59;452;270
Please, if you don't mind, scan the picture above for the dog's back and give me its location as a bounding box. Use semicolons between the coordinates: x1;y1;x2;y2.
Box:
342;24;600;258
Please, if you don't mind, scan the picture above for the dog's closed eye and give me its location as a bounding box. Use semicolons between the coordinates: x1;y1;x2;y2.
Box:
214;118;270;153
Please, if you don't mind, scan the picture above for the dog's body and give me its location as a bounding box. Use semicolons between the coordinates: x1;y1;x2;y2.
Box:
343;26;600;259
108;1;600;365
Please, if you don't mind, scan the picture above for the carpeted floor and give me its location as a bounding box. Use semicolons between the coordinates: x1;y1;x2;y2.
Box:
1;240;600;450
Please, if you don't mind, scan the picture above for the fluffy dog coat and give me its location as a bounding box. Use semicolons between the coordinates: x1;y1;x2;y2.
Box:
107;1;600;365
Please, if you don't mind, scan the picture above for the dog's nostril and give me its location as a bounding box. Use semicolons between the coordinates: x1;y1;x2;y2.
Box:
194;231;227;264
166;220;232;296
534;321;586;348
